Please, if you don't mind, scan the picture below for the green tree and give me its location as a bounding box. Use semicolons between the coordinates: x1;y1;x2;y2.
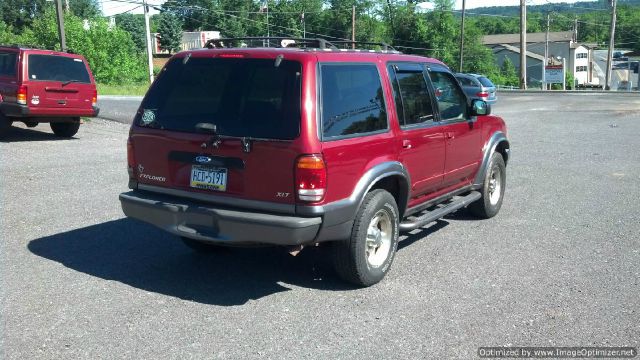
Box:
500;57;519;87
69;0;100;19
0;0;48;30
0;20;38;44
157;12;183;54
115;14;146;52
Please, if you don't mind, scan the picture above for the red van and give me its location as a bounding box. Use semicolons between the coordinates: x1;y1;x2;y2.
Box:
0;46;99;137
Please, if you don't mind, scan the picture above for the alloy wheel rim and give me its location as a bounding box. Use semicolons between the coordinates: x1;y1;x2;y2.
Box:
488;167;502;205
365;209;393;268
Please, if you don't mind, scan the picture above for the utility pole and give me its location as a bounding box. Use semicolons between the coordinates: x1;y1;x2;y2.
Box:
54;0;67;52
520;0;527;89
301;12;305;38
352;5;356;49
544;12;550;89
143;0;154;83
604;0;617;90
459;0;466;73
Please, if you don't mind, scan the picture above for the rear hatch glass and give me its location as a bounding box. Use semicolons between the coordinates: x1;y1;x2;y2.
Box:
132;56;303;205
28;55;91;83
138;57;301;139
477;76;495;88
27;54;93;109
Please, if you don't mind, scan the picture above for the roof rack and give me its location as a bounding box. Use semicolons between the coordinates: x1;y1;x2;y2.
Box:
203;37;401;54
0;44;71;53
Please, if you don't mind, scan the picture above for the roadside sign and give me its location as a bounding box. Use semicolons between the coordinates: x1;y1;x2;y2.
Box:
545;65;564;83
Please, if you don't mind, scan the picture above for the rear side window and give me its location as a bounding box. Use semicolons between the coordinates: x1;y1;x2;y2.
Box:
456;76;475;87
138;58;301;140
320;64;387;139
389;66;434;126
477;76;495;88
0;52;17;77
28;55;91;83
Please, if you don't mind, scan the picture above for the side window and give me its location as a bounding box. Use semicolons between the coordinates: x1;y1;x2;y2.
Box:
389;65;434;126
320;64;387;139
0;52;17;77
428;71;467;121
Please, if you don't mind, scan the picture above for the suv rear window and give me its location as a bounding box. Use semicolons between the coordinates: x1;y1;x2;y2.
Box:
28;54;91;83
477;76;495;88
320;64;387;139
0;52;17;77
138;57;301;140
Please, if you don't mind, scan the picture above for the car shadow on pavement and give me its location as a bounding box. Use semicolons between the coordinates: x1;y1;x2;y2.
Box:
0;126;74;142
397;220;449;251
28;218;355;306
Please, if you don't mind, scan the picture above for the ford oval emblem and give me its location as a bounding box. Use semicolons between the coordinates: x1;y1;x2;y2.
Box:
195;156;212;164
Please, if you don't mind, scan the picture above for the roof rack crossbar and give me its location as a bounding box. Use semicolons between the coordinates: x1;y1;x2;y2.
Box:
328;40;397;52
204;37;338;50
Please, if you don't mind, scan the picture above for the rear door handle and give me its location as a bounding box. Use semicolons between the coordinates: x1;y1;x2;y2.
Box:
402;140;412;149
445;132;455;140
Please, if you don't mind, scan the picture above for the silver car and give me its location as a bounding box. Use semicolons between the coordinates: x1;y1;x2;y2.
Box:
455;73;497;104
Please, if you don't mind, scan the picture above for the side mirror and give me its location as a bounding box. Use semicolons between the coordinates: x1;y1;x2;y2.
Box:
470;99;491;116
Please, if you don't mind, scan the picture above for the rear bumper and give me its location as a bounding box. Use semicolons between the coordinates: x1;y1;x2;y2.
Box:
0;103;100;118
119;190;323;246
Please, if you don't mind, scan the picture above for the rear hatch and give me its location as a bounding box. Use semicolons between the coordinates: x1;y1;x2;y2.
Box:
130;55;303;207
24;53;94;110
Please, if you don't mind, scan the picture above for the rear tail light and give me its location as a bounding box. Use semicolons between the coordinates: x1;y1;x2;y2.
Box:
476;91;489;98
17;85;27;105
91;89;97;106
296;154;326;202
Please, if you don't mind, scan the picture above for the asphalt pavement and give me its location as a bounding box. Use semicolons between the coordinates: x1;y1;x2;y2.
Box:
1;93;639;359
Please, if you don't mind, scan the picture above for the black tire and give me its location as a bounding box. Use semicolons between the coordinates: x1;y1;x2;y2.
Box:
50;118;80;138
24;119;38;128
0;114;12;136
469;152;506;219
180;237;224;253
332;189;400;287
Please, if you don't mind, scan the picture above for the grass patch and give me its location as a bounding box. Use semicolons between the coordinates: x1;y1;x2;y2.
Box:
97;83;150;96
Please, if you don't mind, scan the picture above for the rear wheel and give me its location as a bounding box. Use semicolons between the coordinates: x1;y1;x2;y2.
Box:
469;152;506;218
332;189;399;287
180;237;224;253
50;118;80;138
0;114;12;136
23;119;38;128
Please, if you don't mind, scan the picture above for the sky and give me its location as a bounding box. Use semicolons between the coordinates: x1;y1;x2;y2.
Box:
100;0;599;17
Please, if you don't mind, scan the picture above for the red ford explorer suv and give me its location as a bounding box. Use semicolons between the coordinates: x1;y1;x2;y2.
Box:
0;46;99;137
120;38;510;286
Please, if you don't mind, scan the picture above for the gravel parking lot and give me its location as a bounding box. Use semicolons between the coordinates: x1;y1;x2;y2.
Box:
1;92;639;359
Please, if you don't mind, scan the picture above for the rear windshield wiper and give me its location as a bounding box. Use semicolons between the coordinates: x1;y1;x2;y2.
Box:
61;79;80;86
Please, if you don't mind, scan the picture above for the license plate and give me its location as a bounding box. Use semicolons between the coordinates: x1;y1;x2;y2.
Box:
190;165;227;191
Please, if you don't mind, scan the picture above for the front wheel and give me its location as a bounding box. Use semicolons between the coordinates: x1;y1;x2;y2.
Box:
332;189;399;287
469;152;506;218
50;118;80;138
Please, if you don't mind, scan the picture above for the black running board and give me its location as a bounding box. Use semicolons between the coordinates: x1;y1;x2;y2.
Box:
399;191;482;232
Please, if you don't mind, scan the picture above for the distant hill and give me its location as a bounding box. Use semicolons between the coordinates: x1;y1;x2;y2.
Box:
470;0;640;17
